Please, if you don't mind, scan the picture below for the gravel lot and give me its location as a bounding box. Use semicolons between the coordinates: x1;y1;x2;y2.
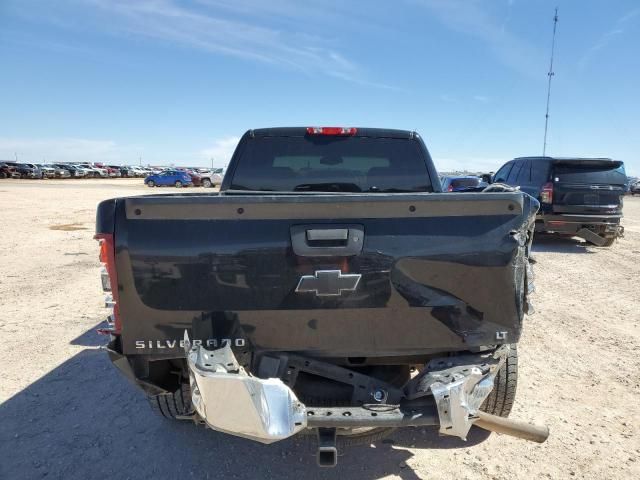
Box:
1;178;639;479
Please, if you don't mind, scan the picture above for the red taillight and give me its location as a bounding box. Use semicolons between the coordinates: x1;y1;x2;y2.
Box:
447;184;454;192
306;126;357;136
540;182;553;204
95;233;121;333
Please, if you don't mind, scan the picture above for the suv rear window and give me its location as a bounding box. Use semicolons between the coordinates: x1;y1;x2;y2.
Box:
230;136;433;192
553;162;626;185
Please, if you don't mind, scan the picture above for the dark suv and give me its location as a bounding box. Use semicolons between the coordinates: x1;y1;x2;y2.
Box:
493;157;625;246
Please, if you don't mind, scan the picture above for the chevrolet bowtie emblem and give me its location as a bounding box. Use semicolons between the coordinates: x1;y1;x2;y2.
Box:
295;270;361;296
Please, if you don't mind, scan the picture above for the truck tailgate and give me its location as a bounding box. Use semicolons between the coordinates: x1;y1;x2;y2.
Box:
99;192;538;357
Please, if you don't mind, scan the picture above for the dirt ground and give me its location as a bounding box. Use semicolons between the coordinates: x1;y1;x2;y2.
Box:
0;178;639;480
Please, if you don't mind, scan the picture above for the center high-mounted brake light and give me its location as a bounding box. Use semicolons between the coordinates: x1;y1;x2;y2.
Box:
95;233;121;333
306;127;357;136
540;182;554;204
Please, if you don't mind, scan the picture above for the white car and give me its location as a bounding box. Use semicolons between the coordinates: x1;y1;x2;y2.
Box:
77;163;108;177
129;166;149;177
37;164;57;179
198;170;224;188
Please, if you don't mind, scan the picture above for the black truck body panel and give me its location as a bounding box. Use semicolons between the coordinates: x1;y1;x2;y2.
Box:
97;191;537;358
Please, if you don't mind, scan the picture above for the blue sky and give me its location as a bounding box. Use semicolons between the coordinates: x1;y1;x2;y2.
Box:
1;0;638;175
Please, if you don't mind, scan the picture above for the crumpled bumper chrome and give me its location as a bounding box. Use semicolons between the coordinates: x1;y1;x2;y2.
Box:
184;332;509;444
185;334;307;444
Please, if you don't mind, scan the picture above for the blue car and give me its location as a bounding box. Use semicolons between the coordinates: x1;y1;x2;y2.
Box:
144;170;193;188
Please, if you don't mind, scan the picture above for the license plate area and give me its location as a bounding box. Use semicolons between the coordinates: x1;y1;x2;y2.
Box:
584;193;599;205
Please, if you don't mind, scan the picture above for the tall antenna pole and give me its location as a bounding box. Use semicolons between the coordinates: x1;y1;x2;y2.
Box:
543;7;559;157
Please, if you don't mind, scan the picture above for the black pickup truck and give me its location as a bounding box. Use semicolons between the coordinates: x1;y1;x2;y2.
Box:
96;127;545;466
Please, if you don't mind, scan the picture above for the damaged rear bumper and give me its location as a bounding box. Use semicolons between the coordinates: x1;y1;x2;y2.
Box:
185;334;307;444
184;335;509;444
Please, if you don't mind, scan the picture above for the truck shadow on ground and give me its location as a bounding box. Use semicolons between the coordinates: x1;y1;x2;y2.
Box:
69;320;109;346
531;234;595;254
0;334;491;480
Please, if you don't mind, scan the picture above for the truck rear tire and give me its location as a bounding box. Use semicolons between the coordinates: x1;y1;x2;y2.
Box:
148;383;193;419
480;344;518;418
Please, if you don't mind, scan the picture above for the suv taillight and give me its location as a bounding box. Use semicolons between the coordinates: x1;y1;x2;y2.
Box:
540;182;553;204
95;233;121;333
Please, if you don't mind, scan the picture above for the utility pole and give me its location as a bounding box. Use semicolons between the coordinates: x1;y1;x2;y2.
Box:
139;156;142;166
543;7;559;157
14;152;18;162
211;157;214;169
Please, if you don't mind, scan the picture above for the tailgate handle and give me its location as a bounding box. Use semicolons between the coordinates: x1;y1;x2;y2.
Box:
306;229;349;242
291;224;364;257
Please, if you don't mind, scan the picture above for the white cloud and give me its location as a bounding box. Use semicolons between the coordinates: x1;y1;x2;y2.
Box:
415;0;545;78
578;7;640;70
198;136;240;167
473;95;490;103
75;0;392;88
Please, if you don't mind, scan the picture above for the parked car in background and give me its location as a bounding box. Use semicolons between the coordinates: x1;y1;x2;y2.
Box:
106;165;128;177
492;156;626;246
95;163;121;177
55;163;88;178
631;181;640;196
122;166;138;177
128;166;148;177
144;169;192;187
440;175;482;192
1;162;16;178
43;164;71;178
198;170;223;188
76;163;108;177
4;162;42;179
185;170;202;186
36;164;57;179
116;166;133;177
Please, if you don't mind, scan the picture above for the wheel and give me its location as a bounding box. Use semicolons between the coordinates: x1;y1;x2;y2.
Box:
148;383;193;419
202;178;212;188
147;180;155;188
174;180;183;188
598;237;616;247
480;344;518;417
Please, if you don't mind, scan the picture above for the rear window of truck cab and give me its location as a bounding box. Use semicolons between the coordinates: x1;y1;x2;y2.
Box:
229;136;433;193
